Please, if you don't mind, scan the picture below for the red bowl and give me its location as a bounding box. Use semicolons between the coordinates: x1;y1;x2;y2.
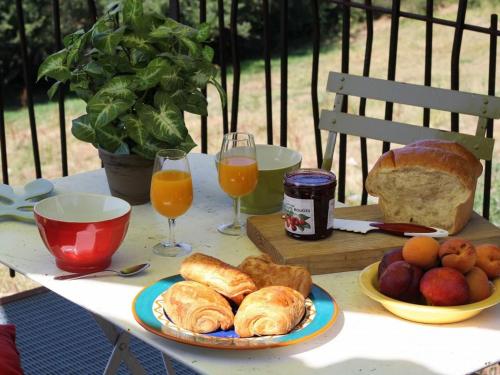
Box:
34;193;131;273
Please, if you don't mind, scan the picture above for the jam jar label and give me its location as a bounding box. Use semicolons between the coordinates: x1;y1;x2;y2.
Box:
283;194;315;235
327;198;335;229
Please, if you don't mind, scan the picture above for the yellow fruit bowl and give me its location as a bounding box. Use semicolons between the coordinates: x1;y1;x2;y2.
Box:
359;262;500;324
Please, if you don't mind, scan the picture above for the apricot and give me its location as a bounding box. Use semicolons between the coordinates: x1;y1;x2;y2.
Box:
465;267;492;303
420;267;470;306
402;236;440;269
378;261;423;302
378;248;404;278
438;238;476;274
475;244;500;279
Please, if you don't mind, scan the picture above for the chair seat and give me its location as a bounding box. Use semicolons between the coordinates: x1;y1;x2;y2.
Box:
0;290;198;375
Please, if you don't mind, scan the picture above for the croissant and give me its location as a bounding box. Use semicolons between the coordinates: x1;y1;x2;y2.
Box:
234;286;305;337
162;280;234;333
180;253;257;303
239;254;312;297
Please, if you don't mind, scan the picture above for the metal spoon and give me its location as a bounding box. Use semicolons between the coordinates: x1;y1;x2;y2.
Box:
54;263;150;280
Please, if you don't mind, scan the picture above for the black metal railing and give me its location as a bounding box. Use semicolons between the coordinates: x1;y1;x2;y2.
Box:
1;0;498;216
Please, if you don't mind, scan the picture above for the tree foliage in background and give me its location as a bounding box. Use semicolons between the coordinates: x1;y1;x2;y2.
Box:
0;0;484;100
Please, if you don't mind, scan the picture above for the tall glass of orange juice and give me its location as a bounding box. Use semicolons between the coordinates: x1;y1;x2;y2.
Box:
217;132;258;235
151;149;193;256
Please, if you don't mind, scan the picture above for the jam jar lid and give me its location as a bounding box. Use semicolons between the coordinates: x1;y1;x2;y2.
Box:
284;168;337;188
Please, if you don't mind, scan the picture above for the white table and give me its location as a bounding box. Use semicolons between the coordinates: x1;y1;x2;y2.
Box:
0;153;498;375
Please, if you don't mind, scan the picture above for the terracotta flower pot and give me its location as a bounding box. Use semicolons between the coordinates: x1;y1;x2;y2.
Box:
98;148;154;205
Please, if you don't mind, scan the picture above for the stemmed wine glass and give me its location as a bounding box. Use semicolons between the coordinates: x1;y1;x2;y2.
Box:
150;149;193;256
217;132;258;235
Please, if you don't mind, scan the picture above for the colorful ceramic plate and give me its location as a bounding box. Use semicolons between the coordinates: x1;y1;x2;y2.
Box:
133;275;339;349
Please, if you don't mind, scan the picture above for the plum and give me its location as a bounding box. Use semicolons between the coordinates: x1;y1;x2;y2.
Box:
378;248;404;278
378;260;423;302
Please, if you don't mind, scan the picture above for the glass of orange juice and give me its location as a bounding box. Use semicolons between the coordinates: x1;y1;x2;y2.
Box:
218;132;258;235
150;149;193;256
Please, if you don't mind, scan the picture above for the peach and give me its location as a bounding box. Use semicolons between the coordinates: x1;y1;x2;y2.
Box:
420;267;470;306
378;261;423;302
378;248;404;278
475;244;500;279
402;236;440;269
438;238;476;274
465;267;492;303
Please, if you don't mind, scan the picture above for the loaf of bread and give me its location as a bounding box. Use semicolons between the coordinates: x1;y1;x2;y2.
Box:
365;140;482;234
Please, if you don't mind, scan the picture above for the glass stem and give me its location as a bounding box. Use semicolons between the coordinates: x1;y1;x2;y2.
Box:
233;197;241;228
168;218;176;245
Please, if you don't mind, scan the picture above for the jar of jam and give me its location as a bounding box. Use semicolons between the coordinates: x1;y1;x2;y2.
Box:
283;169;336;240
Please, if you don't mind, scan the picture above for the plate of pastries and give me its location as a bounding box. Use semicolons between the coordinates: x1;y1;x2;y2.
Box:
133;253;339;349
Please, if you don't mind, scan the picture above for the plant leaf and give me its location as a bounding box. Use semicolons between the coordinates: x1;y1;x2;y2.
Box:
122;0;143;28
93;27;125;55
47;81;62;100
179;36;200;56
159;68;184;92
154;90;175;108
178;133;197;153
132;136;170;160
63;29;85;47
202;45;214;62
179;91;207;116
96;76;137;100
136;103;186;144
121;114;148;146
196;23;211;42
87;94;134;128
71;114;96;143
135;58;170;91
37;50;70;82
66;31;90;67
121;35;156;55
95;124;126;153
209;78;227;108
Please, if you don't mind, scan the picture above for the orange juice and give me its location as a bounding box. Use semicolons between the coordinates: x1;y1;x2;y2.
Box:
151;170;193;218
218;156;258;197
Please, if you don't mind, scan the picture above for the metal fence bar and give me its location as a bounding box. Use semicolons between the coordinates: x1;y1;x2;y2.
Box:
484;14;497;219
229;0;240;133
359;0;374;205
169;0;180;21
200;0;208;153
0;63;8;185
423;0;433;128
382;0;400;154
263;0;273;145
52;0;68;176
280;0;288;147
16;0;42;179
331;0;500;37
338;2;350;203
217;0;229;135
311;0;322;166
450;0;467;132
87;0;97;23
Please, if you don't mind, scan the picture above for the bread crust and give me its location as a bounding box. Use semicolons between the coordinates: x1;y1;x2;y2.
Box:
239;254;312;297
405;140;483;177
366;147;477;193
180;253;257;302
366;140;482;234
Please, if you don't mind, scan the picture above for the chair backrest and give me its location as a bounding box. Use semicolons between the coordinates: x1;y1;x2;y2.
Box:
318;72;498;214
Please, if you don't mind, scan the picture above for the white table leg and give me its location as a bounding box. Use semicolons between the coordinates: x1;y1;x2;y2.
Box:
92;313;146;375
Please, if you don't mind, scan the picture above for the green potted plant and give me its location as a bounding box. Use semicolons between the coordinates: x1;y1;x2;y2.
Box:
38;0;225;205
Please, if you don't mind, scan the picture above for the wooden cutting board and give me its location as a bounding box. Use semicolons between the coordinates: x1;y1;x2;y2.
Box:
247;204;500;275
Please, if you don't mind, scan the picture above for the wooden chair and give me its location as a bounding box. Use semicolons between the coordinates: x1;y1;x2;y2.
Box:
319;72;499;217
